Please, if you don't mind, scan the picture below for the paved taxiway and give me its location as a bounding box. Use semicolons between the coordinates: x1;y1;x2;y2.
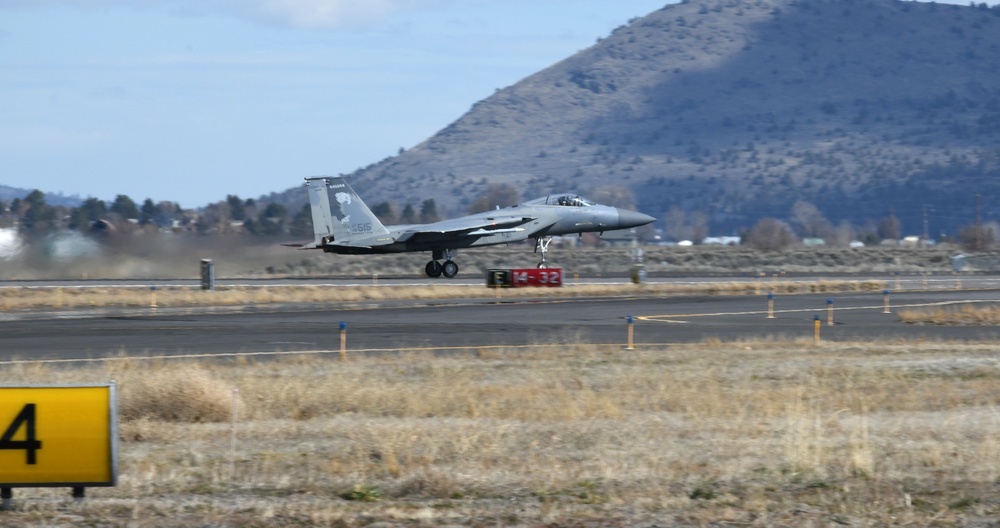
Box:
3;286;1000;363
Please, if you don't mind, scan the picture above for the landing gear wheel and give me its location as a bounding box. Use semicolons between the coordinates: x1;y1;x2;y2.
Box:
425;260;442;278
442;260;459;278
534;237;553;270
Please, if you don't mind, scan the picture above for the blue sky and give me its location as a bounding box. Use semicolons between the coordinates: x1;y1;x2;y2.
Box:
0;0;989;207
0;0;671;206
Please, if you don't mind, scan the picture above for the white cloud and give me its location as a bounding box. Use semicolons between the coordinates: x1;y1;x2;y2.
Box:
170;0;444;29
229;0;423;29
0;0;447;29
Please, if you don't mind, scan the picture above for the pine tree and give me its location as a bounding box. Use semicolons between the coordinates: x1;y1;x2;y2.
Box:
419;199;440;223
140;199;157;225
110;194;140;219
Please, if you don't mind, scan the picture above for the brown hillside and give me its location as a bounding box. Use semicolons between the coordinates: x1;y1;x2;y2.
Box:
274;0;1000;237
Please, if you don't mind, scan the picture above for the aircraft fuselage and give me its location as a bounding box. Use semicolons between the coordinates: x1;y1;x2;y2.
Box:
320;203;629;255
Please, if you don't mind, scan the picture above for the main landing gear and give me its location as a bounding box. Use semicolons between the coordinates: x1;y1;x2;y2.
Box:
425;249;459;278
534;237;553;269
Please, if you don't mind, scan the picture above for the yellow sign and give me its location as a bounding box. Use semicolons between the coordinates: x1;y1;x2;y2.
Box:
0;384;117;487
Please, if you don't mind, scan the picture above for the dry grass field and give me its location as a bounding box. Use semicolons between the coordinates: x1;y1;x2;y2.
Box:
3;339;1000;526
899;304;1000;326
0;278;887;313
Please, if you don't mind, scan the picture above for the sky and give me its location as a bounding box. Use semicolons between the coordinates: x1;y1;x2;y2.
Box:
0;0;990;208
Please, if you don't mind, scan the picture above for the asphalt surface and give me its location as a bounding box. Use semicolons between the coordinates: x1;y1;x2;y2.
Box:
5;274;1000;288
2;286;1000;363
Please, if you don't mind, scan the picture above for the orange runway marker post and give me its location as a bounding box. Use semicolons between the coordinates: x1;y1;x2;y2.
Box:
883;290;891;314
767;293;775;319
814;315;821;345
625;315;635;350
339;321;347;360
827;297;834;326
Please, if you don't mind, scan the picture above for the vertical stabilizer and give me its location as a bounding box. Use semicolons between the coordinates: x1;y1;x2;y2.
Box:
304;176;389;245
306;177;336;245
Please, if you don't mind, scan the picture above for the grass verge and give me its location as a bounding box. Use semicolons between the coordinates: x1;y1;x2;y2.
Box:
0;278;887;312
899;303;1000;325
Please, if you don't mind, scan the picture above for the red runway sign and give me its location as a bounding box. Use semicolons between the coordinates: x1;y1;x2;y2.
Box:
487;268;562;288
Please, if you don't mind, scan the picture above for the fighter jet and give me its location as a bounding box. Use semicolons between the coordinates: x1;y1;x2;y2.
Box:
296;176;655;278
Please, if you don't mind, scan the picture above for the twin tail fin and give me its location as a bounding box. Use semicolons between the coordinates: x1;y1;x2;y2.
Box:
304;176;389;246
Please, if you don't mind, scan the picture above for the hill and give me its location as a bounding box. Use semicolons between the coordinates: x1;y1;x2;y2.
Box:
269;0;1000;239
0;185;83;207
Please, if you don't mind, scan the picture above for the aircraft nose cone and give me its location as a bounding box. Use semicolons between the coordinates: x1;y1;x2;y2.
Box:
616;209;655;228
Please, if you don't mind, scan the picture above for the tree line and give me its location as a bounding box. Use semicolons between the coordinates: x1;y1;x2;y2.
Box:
0;190;445;241
1;187;993;251
733;200;995;251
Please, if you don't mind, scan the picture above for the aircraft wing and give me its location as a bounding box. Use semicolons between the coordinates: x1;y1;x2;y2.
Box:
395;215;537;242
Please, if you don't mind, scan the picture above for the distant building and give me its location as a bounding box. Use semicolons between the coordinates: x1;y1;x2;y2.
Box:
702;236;741;246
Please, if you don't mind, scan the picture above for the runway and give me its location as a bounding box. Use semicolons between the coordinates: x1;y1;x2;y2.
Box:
3;285;1000;363
5;274;1000;289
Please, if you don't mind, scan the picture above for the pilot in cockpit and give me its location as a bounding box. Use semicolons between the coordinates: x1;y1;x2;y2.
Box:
557;195;582;207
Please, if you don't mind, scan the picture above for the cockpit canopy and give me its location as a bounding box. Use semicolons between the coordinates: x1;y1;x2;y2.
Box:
523;194;594;207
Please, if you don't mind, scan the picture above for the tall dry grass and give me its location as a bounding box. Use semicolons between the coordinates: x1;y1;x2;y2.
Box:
899;303;1000;325
0;278;889;312
1;339;999;525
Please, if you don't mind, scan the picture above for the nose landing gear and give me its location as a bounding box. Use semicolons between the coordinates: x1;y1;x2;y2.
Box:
534;237;553;269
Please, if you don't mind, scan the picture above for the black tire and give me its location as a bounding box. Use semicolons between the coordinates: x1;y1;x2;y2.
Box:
442;260;459;278
425;260;442;278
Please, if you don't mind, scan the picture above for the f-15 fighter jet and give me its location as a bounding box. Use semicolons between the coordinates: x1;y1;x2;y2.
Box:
295;176;655;278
